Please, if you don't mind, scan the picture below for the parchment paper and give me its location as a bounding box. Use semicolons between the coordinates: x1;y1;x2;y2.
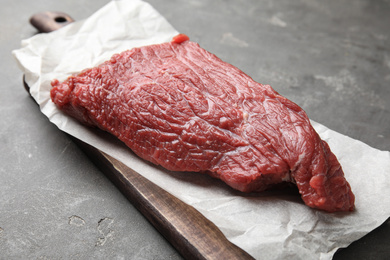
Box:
13;0;390;259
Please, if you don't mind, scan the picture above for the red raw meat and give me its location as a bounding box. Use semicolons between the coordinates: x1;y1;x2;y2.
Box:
50;35;355;212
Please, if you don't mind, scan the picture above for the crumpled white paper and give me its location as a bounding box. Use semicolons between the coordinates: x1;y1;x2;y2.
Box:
13;0;390;259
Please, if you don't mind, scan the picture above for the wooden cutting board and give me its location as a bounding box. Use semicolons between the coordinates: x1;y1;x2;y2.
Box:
25;12;254;260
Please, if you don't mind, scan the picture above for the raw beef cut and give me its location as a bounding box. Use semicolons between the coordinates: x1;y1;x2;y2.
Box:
50;35;355;212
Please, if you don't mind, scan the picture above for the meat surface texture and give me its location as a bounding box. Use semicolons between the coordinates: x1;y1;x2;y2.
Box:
50;35;355;212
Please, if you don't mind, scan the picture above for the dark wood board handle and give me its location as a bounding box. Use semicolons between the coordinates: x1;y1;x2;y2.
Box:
26;12;255;260
30;11;74;33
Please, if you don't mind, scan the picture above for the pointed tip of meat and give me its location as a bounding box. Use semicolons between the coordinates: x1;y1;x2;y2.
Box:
293;140;355;212
306;172;355;212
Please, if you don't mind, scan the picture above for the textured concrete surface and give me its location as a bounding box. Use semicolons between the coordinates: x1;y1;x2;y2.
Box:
1;0;389;259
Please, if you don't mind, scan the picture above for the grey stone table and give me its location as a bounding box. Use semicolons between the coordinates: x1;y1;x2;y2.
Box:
1;0;389;259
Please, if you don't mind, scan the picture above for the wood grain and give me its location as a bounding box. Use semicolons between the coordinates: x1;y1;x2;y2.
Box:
73;137;254;260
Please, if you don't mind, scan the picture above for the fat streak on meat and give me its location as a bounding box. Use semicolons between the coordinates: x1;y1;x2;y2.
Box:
50;35;355;212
